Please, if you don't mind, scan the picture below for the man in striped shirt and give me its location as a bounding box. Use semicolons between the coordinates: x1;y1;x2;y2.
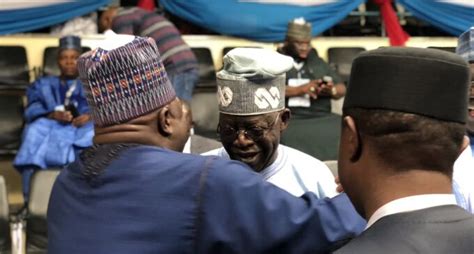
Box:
100;6;198;101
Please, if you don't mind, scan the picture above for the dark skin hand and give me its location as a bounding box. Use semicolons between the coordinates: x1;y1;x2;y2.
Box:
335;176;344;193
48;111;91;127
286;79;333;99
48;111;73;123
72;114;91;127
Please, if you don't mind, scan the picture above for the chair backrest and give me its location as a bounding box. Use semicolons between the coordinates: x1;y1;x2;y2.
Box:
0;46;30;88
0;90;25;154
42;46;91;77
427;46;456;53
191;47;217;92
27;170;60;253
191;92;219;139
324;160;338;177
327;47;366;83
0;176;11;252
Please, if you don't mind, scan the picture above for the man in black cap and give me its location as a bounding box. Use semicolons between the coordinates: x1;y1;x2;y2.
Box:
334;47;474;253
13;35;93;204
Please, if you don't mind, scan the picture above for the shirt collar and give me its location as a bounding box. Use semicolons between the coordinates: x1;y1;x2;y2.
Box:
259;146;283;180
366;194;457;229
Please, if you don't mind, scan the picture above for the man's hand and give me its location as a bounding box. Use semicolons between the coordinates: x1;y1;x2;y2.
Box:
72;114;91;127
335;176;344;193
300;80;320;99
318;80;335;97
48;111;73;123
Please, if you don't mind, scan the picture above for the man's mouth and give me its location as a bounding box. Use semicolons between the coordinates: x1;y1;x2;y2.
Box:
236;152;258;159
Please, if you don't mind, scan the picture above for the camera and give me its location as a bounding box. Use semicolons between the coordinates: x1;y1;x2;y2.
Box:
65;104;79;118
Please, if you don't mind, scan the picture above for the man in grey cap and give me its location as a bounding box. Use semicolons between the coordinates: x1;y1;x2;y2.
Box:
204;48;339;198
334;47;474;253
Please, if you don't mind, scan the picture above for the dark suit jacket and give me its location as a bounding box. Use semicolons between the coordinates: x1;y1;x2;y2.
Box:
334;205;474;254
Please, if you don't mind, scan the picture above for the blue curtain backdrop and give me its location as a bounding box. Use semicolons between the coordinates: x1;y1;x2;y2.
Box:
397;0;474;36
0;0;110;35
160;0;365;42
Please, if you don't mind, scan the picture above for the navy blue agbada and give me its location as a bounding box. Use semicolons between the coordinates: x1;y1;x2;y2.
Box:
48;144;364;254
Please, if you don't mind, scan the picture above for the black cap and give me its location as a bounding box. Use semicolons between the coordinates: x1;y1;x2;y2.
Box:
344;47;471;124
59;35;81;52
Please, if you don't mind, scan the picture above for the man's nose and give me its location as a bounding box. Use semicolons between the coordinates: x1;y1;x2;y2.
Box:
234;130;253;147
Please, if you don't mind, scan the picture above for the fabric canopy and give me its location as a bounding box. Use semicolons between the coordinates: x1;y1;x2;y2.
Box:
160;0;365;42
0;0;110;35
397;0;474;36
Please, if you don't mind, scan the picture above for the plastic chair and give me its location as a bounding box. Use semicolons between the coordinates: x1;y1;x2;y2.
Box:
0;176;11;253
26;170;60;254
0;46;30;89
327;47;366;84
191;48;217;93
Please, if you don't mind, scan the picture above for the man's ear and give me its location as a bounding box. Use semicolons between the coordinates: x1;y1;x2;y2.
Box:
279;109;291;132
343;116;362;162
157;106;172;137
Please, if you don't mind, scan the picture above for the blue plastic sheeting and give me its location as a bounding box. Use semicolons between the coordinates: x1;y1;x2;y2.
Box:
160;0;365;42
0;0;110;35
397;0;474;36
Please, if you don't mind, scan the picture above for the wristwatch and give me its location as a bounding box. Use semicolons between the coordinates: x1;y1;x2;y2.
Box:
331;86;337;97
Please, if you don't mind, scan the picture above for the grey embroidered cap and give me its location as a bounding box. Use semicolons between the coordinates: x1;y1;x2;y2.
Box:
217;48;293;115
287;17;312;41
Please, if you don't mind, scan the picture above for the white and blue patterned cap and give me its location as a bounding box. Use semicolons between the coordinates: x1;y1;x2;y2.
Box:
456;27;474;63
217;48;293;115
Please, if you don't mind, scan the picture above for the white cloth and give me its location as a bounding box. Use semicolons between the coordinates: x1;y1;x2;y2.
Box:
219;48;293;79
51;13;98;36
203;145;337;197
366;194;457;229
453;145;474;213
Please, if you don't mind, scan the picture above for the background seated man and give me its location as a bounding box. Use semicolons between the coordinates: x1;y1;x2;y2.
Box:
278;17;345;118
204;48;337;198
335;47;474;253
13;35;93;203
48;35;365;254
277;18;345;161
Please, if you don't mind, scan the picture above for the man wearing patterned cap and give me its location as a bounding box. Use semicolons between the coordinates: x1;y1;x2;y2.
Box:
204;48;340;198
48;35;365;254
334;47;474;253
453;26;474;213
13;35;93;204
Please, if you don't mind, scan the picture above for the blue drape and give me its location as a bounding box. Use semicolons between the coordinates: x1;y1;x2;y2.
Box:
0;0;110;35
160;0;365;42
397;0;474;36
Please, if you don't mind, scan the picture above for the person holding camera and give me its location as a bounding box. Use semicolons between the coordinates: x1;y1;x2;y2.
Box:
277;18;346;118
14;35;93;204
